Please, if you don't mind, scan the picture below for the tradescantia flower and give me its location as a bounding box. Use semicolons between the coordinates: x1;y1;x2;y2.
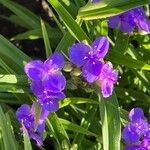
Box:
69;36;109;83
16;103;49;146
108;7;150;33
122;108;150;150
69;36;118;97
24;52;66;112
91;0;150;33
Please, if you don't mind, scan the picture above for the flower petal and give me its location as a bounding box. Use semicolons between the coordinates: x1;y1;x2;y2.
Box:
69;43;91;67
120;21;135;32
99;63;118;83
37;109;49;134
43;73;66;93
129;108;145;122
122;124;139;143
82;60;102;83
92;36;109;58
31;81;44;96
16;104;30;122
120;13;135;32
141;138;150;149
30;132;43;147
44;52;65;70
38;97;59;112
47;91;66;99
24;60;44;81
124;145;140;150
108;16;120;28
101;79;114;97
138;19;150;32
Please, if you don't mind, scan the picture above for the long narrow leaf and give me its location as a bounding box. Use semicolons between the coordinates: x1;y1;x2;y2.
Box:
99;93;121;150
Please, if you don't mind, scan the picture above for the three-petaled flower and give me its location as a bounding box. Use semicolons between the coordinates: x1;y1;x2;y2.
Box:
24;52;66;112
122;108;150;150
69;36;118;97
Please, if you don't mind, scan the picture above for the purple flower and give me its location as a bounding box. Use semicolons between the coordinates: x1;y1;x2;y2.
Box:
132;7;150;32
122;108;150;150
97;63;118;97
69;36;109;83
24;52;66;112
16;103;49;146
108;7;150;33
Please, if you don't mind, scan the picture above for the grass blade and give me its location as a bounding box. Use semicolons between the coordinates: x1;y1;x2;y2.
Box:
0;106;18;150
48;0;90;43
41;19;52;57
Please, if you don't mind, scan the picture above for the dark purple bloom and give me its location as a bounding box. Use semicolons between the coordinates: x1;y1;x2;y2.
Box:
122;108;150;150
16;103;49;146
97;63;118;97
108;7;150;33
69;36;109;83
24;52;66;112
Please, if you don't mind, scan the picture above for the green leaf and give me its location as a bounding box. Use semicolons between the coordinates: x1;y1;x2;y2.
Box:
0;35;30;74
11;28;62;48
0;83;29;93
23;126;32;150
0;15;31;29
0;106;18;150
0;93;21;104
115;87;150;103
107;50;150;70
59;118;98;137
41;19;52;57
47;113;70;149
0;74;28;85
0;0;40;29
113;32;130;54
78;0;150;20
72;105;97;148
59;97;98;108
99;93;121;150
48;0;90;43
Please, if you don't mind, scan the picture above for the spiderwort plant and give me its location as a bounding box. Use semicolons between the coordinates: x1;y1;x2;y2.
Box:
122;108;150;150
108;7;150;33
16;103;49;146
69;36;118;97
24;52;66;112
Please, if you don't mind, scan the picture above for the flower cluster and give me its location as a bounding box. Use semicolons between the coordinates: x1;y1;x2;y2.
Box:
16;52;66;146
122;108;150;150
108;7;150;33
69;37;118;97
92;0;150;33
16;103;49;146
